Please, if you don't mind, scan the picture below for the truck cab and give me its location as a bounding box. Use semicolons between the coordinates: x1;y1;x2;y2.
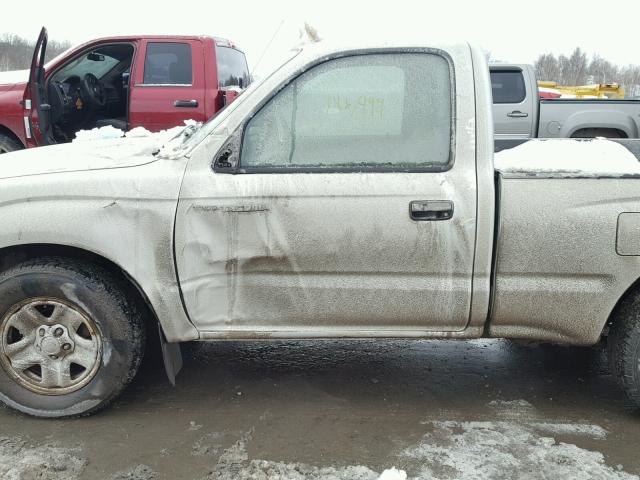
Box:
490;64;539;144
0;28;250;153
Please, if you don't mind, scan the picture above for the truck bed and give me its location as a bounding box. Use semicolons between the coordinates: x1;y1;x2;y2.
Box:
491;138;640;344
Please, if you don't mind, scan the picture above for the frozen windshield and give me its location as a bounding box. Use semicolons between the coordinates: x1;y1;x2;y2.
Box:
54;51;120;80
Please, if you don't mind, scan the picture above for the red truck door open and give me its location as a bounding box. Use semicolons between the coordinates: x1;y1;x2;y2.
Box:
128;39;207;131
26;27;53;147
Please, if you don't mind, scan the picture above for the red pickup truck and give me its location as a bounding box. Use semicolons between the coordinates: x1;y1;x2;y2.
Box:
0;28;250;153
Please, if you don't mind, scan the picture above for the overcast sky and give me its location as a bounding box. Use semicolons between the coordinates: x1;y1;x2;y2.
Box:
2;0;637;76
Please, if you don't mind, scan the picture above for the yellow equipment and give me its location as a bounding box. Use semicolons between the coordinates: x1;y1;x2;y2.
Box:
537;80;625;99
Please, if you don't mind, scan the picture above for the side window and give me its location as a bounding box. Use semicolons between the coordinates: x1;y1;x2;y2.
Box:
143;42;192;85
241;53;452;170
216;46;250;88
491;71;526;104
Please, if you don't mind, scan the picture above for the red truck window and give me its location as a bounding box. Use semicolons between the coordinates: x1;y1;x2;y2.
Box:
216;46;249;88
143;43;192;85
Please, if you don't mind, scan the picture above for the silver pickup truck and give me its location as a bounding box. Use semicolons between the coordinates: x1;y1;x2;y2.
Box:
491;64;640;151
1;42;640;418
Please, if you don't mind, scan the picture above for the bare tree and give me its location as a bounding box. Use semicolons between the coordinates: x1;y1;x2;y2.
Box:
534;53;560;82
0;33;70;72
533;48;640;97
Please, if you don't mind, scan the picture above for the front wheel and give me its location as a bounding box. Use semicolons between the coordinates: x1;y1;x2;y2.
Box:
0;258;145;417
607;293;640;407
0;132;23;154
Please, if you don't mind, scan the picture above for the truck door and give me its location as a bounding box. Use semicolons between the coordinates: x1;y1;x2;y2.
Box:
491;68;536;142
128;39;206;131
26;27;54;146
174;49;479;335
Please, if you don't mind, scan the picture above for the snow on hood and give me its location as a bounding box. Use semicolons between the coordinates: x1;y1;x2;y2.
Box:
0;120;200;181
494;138;640;177
72;121;196;143
0;69;29;85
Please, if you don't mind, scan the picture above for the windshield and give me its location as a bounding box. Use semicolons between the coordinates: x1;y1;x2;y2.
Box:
44;46;75;70
54;51;120;80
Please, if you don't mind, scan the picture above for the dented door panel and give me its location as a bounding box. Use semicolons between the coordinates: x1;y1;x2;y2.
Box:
174;44;479;336
175;169;477;333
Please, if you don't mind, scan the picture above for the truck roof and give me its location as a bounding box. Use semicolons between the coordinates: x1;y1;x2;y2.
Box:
44;34;245;71
73;34;242;50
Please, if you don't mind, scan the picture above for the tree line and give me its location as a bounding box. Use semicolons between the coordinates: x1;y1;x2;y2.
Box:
534;47;640;97
0;33;70;71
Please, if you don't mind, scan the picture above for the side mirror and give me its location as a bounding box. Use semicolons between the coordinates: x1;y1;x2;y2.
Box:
87;52;105;62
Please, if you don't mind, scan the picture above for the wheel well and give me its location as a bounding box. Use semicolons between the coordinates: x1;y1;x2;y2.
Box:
603;276;640;338
571;127;627;139
0;125;25;148
0;243;160;331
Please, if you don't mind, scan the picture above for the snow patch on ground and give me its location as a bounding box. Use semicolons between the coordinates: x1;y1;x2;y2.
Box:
0;436;86;480
0;69;28;85
531;422;608;439
110;464;157;480
488;399;537;421
200;431;406;480
402;421;636;479
378;467;408;480
494;138;640;176
192;432;227;456
488;399;534;409
200;397;631;480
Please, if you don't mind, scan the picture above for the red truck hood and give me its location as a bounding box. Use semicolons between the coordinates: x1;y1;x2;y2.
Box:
0;81;26;98
0;76;27;110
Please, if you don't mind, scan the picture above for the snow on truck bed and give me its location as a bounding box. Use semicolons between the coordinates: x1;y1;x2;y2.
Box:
494;138;640;177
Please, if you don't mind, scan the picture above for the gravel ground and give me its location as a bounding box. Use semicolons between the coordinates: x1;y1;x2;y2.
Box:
0;338;639;479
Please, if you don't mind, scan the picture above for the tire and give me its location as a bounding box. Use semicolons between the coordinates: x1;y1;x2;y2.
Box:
0;132;23;154
571;128;624;139
0;258;145;418
607;292;640;407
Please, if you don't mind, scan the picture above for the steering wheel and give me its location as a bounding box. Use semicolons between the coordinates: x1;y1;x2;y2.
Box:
80;73;107;108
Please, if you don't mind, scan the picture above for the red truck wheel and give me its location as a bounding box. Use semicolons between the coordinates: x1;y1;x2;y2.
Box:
0;133;23;154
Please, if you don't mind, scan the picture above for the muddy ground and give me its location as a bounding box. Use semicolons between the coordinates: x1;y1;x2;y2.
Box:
0;339;639;479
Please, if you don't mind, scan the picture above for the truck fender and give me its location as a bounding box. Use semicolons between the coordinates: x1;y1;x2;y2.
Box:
560;110;637;138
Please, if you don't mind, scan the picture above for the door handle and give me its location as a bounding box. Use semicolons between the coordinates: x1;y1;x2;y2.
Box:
507;110;529;118
409;200;454;221
174;99;198;108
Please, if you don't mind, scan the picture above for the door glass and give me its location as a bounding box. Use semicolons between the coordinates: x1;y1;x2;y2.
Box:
143;42;192;85
242;53;453;170
216;46;250;88
491;71;526;104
